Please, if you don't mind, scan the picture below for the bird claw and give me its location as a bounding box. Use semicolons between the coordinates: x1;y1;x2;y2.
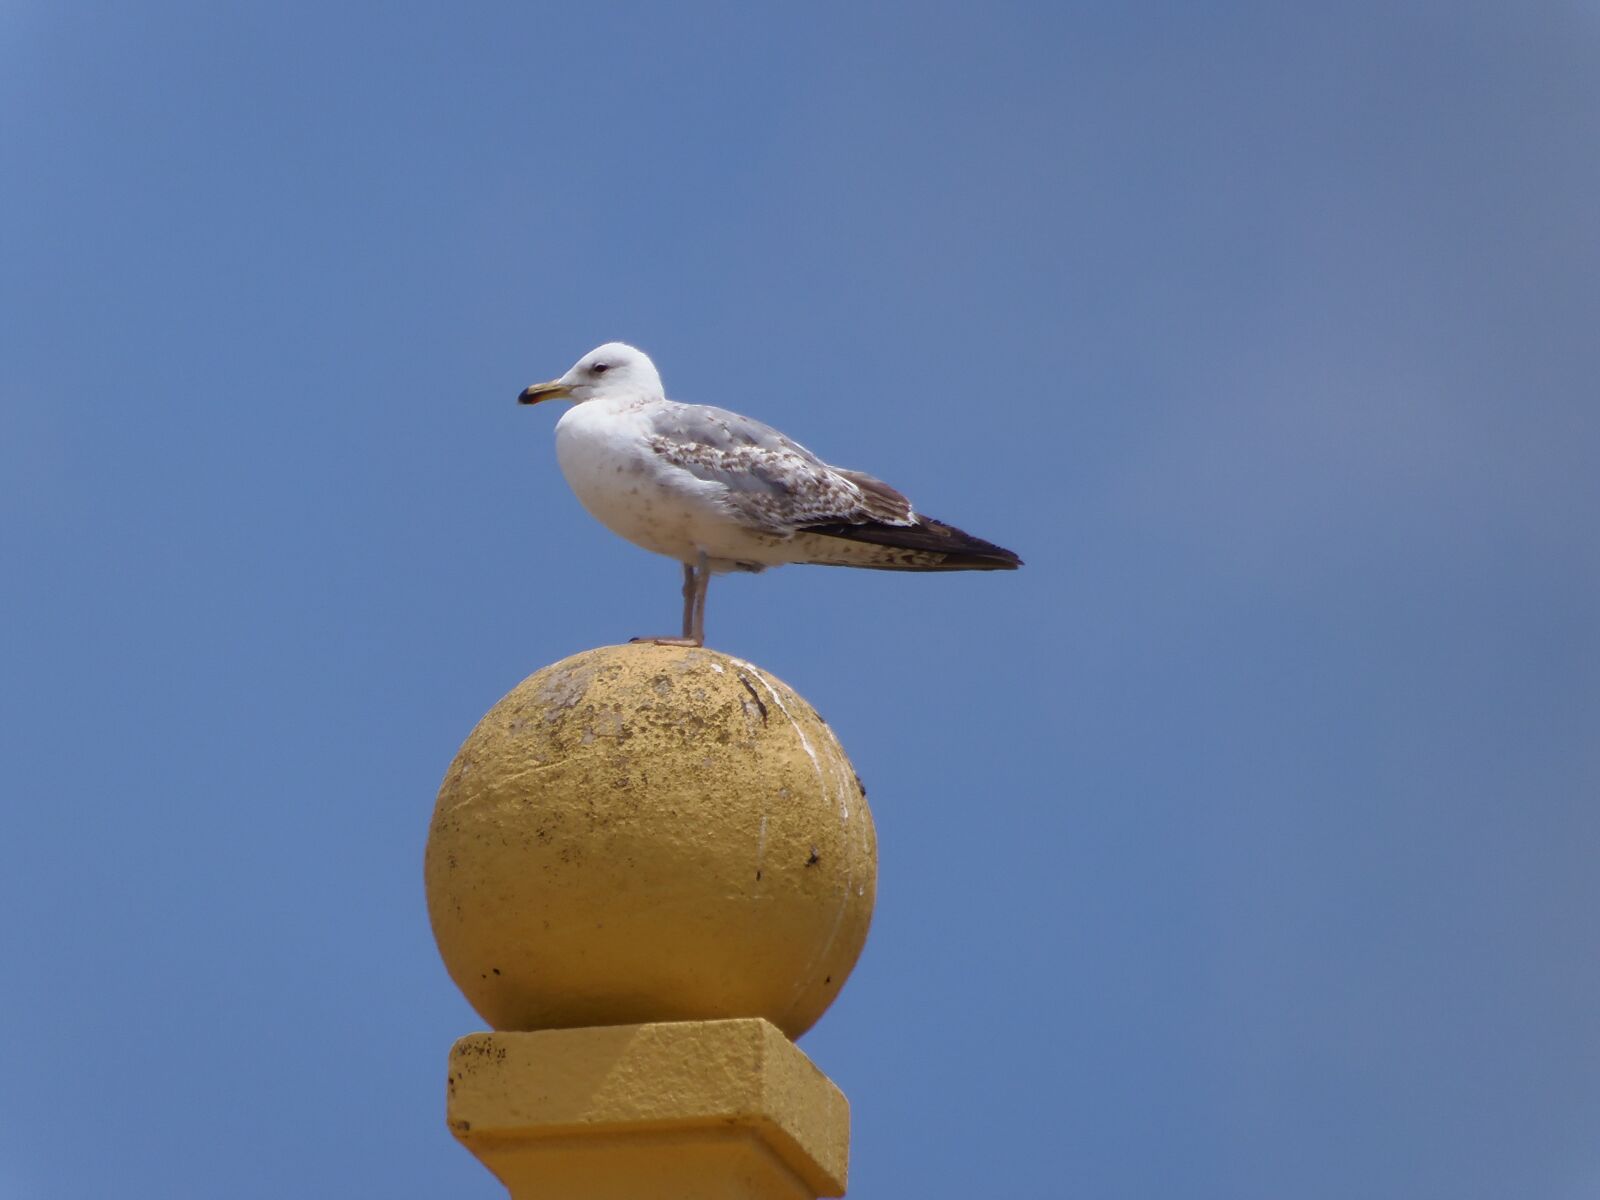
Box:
628;636;704;647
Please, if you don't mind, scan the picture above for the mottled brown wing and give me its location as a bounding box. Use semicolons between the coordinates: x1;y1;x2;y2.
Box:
645;402;913;534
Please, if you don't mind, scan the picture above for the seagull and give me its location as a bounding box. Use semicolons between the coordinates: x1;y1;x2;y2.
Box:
518;343;1021;646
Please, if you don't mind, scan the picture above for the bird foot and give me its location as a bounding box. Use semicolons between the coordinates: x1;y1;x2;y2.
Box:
628;636;704;647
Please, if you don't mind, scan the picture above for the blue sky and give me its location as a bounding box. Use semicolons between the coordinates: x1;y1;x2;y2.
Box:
3;3;1598;1196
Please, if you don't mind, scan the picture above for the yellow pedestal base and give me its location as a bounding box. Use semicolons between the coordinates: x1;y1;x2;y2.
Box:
448;1019;850;1199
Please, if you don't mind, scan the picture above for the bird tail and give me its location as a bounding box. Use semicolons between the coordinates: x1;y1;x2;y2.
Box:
794;516;1023;571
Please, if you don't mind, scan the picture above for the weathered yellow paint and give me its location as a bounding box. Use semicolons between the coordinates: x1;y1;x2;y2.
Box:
447;1019;848;1199
426;643;877;1040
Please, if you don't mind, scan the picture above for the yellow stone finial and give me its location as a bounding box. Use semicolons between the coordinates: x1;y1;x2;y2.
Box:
425;643;878;1040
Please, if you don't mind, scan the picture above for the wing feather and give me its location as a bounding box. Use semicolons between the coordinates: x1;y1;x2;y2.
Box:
645;402;914;534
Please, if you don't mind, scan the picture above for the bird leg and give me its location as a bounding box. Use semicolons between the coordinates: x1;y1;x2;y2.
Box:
628;558;706;647
681;560;696;638
689;552;710;646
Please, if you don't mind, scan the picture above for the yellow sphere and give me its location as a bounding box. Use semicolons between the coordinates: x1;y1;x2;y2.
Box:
426;644;877;1039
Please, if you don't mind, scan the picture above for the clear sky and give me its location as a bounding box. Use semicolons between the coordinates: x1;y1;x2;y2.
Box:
3;3;1598;1197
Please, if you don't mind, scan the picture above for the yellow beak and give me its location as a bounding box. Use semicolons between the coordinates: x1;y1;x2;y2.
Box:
518;380;573;405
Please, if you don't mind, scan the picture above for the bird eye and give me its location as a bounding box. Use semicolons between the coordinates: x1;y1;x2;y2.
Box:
590;362;610;375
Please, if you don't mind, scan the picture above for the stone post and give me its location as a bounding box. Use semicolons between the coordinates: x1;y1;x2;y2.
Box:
426;644;877;1198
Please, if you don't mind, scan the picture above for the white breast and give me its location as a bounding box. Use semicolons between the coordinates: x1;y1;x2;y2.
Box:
553;401;709;563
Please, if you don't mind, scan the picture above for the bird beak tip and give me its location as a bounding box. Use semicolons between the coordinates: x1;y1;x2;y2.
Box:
518;381;572;405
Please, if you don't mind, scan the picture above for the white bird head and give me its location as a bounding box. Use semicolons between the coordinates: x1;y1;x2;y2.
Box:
518;342;664;407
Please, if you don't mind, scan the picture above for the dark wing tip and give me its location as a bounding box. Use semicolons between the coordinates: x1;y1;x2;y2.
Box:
800;515;1023;570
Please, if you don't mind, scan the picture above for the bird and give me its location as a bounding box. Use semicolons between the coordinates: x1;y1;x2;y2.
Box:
518;343;1021;646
